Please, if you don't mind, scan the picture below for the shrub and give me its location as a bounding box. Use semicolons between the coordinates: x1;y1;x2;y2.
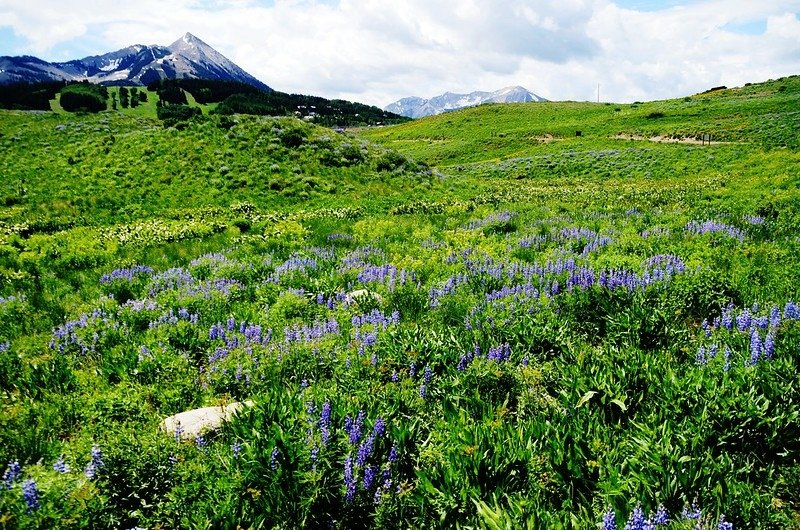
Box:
157;104;202;126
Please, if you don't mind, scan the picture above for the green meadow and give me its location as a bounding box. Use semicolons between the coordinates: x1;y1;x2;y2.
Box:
0;75;799;529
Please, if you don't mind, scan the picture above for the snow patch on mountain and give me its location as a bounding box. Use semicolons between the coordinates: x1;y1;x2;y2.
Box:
0;33;270;91
385;86;547;118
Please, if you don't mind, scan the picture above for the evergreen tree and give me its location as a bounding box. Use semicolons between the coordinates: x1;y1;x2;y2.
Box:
119;87;129;109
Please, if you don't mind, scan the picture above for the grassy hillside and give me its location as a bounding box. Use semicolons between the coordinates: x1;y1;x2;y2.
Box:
360;75;800;165
0;77;799;529
0;111;429;228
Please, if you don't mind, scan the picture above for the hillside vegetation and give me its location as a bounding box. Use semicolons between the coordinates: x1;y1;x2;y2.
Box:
0;79;409;127
0;76;799;529
360;75;800;163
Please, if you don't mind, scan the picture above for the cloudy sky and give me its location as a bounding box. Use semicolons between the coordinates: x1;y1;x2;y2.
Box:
1;0;799;107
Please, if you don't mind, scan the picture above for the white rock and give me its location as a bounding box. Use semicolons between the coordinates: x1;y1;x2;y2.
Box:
160;400;253;440
344;289;384;306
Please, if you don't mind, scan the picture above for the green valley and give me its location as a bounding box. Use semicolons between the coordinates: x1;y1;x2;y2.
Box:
0;75;799;529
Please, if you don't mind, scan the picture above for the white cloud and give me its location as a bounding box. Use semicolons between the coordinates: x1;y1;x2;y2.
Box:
0;0;798;106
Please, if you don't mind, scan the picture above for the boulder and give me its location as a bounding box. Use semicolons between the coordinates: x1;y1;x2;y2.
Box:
160;400;254;440
344;289;383;307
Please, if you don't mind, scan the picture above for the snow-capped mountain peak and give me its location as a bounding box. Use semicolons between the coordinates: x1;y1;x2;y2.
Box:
385;86;547;118
0;34;270;91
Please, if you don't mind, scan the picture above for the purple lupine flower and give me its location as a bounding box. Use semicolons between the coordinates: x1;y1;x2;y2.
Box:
625;504;646;530
1;460;21;489
723;346;732;372
785;301;800;320
721;306;734;330
717;515;733;530
769;305;781;328
373;417;386;438
736;310;751;332
343;454;357;502
423;365;432;383
749;328;762;365
99;265;154;284
232;441;242;459
682;502;701;520
168;454;178;466
270;447;280;470
388;444;399;463
319;401;332;442
653;505;669;525
457;355;468;371
419;384;427;399
363;464;377;491
409;362;416;378
603;506;617;530
22;478;40;513
53;455;70;473
175;422;184;442
356;434;376;467
84;445;104;480
195;435;207;451
391;372;400;382
743;214;764;225
695;346;707;366
764;330;776;360
346;411;366;445
685;219;745;241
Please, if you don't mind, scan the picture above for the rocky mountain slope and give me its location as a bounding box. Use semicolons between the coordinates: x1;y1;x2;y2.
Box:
385;86;546;118
0;33;270;91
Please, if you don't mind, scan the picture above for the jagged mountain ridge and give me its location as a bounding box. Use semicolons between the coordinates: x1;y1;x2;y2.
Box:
385;86;547;118
0;33;270;91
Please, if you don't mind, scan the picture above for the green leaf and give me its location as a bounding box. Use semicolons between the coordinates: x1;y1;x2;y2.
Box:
610;398;627;412
576;390;597;408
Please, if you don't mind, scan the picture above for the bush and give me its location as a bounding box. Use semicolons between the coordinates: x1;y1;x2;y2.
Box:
157;104;201;125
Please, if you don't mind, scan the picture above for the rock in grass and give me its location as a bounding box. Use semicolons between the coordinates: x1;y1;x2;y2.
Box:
344;289;383;307
160;400;254;440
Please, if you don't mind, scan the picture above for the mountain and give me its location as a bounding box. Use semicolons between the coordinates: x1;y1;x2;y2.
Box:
385;86;547;118
0;33;270;91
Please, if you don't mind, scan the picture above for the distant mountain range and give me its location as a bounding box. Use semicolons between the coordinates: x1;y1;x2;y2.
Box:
0;33;270;91
385;86;547;118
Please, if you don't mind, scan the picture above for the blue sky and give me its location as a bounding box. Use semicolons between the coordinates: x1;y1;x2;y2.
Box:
1;0;799;106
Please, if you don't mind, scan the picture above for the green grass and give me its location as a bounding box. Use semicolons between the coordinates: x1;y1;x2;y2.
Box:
0;75;799;529
359;75;800;165
0;111;430;228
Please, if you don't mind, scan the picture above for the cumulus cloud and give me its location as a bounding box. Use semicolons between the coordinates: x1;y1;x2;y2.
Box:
0;0;798;106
